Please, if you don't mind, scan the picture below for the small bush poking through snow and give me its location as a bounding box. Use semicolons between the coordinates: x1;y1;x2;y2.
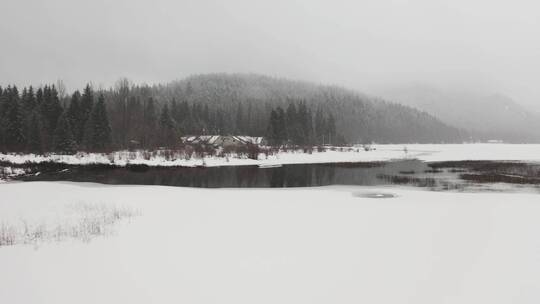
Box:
0;167;27;182
0;203;139;247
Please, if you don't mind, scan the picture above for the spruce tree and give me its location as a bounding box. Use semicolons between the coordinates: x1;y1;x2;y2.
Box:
53;111;77;154
83;94;112;151
314;107;325;145
40;85;63;138
189;103;202;133
4;86;26;151
170;98;180;123
267;107;287;146
21;86;36;114
0;87;7;151
297;102;312;145
214;109;225;134
267;109;279;145
276;106;287;145
26;111;43;154
35;88;43;107
235;102;244;133
79;84;94;143
246;103;253;136
67;91;82;143
178;100;190;130
326;113;336;145
285;103;296;141
143;97;157;148
158;104;178;147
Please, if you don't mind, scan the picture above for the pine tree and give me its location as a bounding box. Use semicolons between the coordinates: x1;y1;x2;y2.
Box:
0;87;7;151
246;103;253;136
202;104;210;133
84;94;112;151
179;100;190;129
35;88;43;107
40;85;63;139
214;108;225;134
53;111;77;154
26;111;43;154
189;103;202;133
67;91;82;143
276;106;287;144
326;113;336;145
267;107;287;146
158;104;178;147
170;98;180;122
142;97;157;148
21;86;36;114
4;86;26;151
126;96;143;145
285;102;297;143
235;102;244;133
267;109;279;145
185;82;194;97
314;107;325;145
297;102;312;145
79;84;94;143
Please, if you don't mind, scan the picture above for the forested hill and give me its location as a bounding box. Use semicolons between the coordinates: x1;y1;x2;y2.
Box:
0;74;468;154
140;74;467;144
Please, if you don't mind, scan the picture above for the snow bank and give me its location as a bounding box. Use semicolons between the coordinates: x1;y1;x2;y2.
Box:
1;182;540;303
378;143;540;162
1;144;540;168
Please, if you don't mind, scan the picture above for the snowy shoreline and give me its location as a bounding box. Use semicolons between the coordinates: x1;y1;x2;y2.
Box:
1;144;540;168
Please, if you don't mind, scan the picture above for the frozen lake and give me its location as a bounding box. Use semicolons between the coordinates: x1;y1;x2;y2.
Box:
1;182;540;303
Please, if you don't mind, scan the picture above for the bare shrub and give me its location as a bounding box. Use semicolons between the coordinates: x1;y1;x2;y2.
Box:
303;146;313;154
0;203;139;247
106;153;116;164
0;222;16;246
141;150;151;160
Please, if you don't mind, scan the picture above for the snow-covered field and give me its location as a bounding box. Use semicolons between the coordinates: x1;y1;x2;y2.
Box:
1;144;540;168
1;182;540;303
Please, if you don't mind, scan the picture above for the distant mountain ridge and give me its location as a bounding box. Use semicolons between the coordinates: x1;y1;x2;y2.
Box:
373;84;540;143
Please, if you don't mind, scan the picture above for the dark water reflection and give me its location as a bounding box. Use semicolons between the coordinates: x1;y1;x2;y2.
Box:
5;159;540;192
12;160;428;188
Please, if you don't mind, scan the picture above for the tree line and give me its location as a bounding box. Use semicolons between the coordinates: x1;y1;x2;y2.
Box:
0;82;342;154
0;85;112;154
266;102;339;146
1;74;468;154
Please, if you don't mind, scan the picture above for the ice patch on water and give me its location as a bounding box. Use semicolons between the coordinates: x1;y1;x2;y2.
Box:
352;191;397;198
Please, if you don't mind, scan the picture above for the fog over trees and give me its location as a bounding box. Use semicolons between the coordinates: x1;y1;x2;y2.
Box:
1;1;539;147
3;0;539;114
0;74;469;153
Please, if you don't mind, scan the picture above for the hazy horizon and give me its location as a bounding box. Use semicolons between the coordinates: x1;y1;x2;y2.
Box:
2;0;539;110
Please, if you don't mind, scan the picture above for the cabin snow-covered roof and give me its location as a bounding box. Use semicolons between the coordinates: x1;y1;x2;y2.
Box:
181;135;265;146
232;136;264;145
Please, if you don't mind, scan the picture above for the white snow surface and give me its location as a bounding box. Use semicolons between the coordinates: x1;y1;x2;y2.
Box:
1;182;540;303
1;144;540;167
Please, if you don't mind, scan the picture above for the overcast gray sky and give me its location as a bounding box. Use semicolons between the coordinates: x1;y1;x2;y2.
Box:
1;0;539;109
